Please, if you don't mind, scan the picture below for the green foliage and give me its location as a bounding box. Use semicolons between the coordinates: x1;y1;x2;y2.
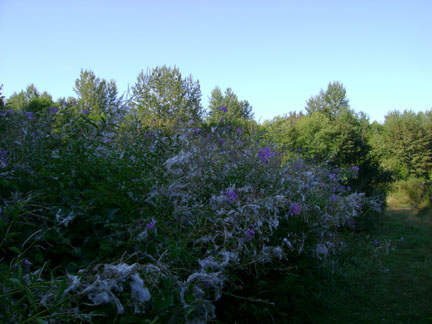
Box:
74;69;121;120
207;86;254;124
375;110;432;179
6;84;54;113
313;207;432;323
305;81;349;119
388;177;431;209
0;100;380;323
132;66;204;127
264;91;390;196
10;75;432;323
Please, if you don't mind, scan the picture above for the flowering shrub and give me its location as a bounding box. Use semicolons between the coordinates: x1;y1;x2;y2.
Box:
0;104;383;323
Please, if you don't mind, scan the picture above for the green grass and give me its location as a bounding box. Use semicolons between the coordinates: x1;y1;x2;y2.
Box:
313;206;432;324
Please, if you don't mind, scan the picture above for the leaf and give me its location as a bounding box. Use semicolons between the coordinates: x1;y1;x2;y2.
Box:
24;285;36;310
17;263;23;278
35;253;44;263
9;277;23;287
9;246;21;254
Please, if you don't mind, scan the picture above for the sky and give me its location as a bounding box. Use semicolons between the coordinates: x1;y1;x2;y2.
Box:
1;0;431;123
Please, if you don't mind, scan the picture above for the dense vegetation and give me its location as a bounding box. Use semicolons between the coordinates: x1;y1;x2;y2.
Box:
0;68;430;323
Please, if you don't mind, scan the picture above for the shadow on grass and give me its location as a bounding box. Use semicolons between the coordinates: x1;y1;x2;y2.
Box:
312;206;432;324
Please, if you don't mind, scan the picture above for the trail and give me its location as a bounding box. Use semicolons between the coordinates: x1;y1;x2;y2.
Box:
314;207;432;324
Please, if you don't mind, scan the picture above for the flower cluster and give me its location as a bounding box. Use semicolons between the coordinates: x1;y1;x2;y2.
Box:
48;107;58;115
245;225;255;240
225;189;237;203
146;219;156;232
0;149;7;162
289;202;302;216
25;112;34;120
258;147;275;164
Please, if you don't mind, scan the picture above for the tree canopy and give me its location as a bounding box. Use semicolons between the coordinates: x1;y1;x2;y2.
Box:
305;81;350;119
207;86;253;124
7;84;54;113
74;69;120;118
131;66;204;126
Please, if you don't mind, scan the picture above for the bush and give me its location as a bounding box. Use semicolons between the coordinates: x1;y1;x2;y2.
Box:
0;107;383;323
388;177;431;209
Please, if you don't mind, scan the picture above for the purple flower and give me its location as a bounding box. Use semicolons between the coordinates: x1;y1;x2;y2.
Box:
352;166;360;172
258;147;275;164
0;208;2;213
295;158;304;170
25;112;34;120
225;189;237;203
245;226;255;240
297;148;302;153
0;150;8;161
22;259;32;270
31;132;35;136
374;239;379;246
219;139;225;145
82;110;89;115
236;127;243;134
219;106;228;113
289;202;302;216
7;110;13;115
48;107;58;114
146;219;156;232
192;127;200;133
0;112;5;117
331;194;338;201
329;173;337;181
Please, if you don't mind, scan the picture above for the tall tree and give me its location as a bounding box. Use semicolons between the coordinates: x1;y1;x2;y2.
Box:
7;84;54;113
207;86;253;123
379;110;432;179
74;70;120;118
131;66;203;126
305;81;349;119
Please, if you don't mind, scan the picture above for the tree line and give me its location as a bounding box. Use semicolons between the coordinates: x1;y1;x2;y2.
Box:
2;66;431;205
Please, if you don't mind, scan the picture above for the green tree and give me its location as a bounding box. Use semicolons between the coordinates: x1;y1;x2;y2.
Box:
74;69;120;118
265;84;390;195
378;110;432;179
305;81;349;119
262;112;303;153
131;66;204;126
7;84;54;113
207;86;253;124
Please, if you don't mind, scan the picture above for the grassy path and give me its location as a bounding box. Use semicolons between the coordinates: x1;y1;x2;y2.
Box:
313;207;432;324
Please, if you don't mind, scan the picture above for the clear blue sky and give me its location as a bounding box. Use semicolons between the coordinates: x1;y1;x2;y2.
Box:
1;0;431;123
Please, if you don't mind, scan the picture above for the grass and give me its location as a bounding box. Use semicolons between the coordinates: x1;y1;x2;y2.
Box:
313;205;432;324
